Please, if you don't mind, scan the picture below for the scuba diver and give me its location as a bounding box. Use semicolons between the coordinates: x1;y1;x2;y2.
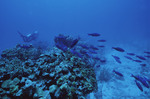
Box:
18;30;39;42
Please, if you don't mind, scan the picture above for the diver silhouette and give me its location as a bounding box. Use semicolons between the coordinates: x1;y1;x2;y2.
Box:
18;31;38;42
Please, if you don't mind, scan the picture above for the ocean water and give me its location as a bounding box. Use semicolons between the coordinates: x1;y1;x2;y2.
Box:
0;0;150;99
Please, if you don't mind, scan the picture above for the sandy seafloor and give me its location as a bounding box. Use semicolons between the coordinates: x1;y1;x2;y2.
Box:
86;41;150;99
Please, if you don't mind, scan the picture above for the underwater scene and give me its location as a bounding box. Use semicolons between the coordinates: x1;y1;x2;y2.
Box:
0;0;150;99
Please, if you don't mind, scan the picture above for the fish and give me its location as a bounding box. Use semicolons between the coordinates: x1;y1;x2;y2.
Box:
90;46;99;50
140;64;146;67
95;65;100;68
131;74;141;80
98;45;105;48
70;38;79;48
145;55;150;58
79;44;89;49
97;39;106;42
143;77;150;83
133;60;142;63
131;74;149;88
112;55;121;64
93;57;100;60
124;56;133;60
140;78;149;88
126;53;135;56
144;51;150;54
55;42;68;52
100;59;106;63
135;80;143;92
17;44;32;49
112;47;125;52
80;50;87;54
70;49;82;58
113;70;123;77
88;49;98;54
136;55;146;60
88;33;101;37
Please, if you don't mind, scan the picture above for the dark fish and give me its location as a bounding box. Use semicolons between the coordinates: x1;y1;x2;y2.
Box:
140;78;149;88
80;50;87;54
131;74;141;80
112;47;125;52
90;46;99;50
112;55;121;64
85;53;93;58
93;57;100;60
127;53;135;56
143;77;150;83
70;38;79;48
89;49;98;54
144;51;150;54
112;55;120;59
97;39;106;42
145;55;150;58
133;60;142;63
124;56;133;60
98;45;105;48
56;42;68;52
17;44;32;49
95;65;100;68
131;74;149;88
79;44;89;49
140;64;146;67
113;70;123;77
70;49;82;58
88;33;100;37
100;59;106;63
136;55;146;60
135;80;143;92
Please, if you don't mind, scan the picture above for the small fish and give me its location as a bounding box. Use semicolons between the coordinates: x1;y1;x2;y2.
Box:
127;53;135;56
95;65;100;68
140;64;146;67
133;60;142;63
93;57;100;60
136;55;146;60
88;33;101;37
17;44;32;49
79;44;89;49
124;56;133;60
100;59;106;63
98;45;105;48
112;55;121;64
140;78;149;88
145;55;150;58
131;74;149;88
112;47;125;52
56;42;68;52
89;49;98;54
131;74;141;80
90;46;99;50
80;50;87;54
144;51;150;54
143;77;150;83
135;80;143;92
113;70;123;77
70;38;79;48
70;49;82;58
97;39;106;42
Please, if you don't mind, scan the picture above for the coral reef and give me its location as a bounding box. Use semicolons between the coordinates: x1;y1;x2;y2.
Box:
0;36;98;99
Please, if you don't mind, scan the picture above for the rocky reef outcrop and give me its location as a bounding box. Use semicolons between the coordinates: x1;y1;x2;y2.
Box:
0;36;98;99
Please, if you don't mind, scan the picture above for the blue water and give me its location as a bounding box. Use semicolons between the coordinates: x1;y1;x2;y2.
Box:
0;0;150;53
